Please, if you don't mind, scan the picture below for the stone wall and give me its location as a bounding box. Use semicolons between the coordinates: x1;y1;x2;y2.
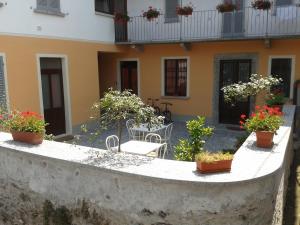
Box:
0;106;295;225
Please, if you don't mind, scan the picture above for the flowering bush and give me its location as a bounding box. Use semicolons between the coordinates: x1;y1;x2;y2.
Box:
251;0;272;10
142;6;160;21
240;106;283;133
1;111;47;134
114;12;130;24
265;89;286;106
176;4;194;16
221;74;282;103
216;0;237;13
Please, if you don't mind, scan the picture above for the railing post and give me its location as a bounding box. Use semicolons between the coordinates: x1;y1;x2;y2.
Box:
265;9;269;38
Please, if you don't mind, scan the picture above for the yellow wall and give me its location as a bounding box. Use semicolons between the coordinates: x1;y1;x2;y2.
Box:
0;34;120;127
101;39;300;118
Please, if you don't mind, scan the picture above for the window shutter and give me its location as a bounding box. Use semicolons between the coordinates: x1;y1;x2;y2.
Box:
0;57;7;111
36;0;48;10
47;0;60;12
165;0;179;23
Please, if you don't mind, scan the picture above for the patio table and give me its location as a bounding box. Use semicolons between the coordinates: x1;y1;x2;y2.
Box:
114;140;163;156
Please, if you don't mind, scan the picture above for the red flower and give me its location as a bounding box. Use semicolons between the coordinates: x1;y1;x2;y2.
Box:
255;105;260;110
240;114;246;119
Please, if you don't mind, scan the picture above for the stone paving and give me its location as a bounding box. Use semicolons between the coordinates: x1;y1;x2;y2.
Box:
70;121;246;160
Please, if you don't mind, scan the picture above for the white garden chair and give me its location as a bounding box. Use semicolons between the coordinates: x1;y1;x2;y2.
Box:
126;119;141;140
145;133;162;143
161;123;173;154
105;135;119;152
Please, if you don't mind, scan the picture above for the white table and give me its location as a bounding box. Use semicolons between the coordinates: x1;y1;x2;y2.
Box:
116;140;163;156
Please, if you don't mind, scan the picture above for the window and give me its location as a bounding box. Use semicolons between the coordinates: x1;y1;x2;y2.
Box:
95;0;115;14
164;59;188;97
165;0;179;23
270;58;292;97
36;0;61;13
0;56;7;111
276;0;293;6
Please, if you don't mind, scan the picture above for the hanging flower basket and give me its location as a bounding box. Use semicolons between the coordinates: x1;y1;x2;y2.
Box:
176;5;194;16
216;1;237;13
251;0;272;10
114;12;130;24
142;6;160;21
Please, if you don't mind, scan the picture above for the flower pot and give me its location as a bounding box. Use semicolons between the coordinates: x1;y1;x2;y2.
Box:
11;131;43;145
255;131;274;148
196;159;233;173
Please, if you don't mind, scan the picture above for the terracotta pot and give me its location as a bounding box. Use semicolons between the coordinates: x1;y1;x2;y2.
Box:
11;131;43;145
255;131;274;148
196;160;232;173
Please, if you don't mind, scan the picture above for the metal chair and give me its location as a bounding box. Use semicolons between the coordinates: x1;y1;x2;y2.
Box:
105;135;119;152
145;133;162;143
161;123;173;154
147;143;167;159
126;119;140;140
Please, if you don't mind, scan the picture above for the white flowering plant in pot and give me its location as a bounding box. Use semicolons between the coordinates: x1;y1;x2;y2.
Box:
221;74;282;103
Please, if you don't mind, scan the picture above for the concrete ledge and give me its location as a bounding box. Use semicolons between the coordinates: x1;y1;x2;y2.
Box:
0;105;295;225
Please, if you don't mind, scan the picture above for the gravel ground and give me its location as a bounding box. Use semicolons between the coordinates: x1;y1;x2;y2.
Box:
67;122;246;160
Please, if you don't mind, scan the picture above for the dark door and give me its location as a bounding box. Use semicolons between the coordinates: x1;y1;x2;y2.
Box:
270;58;292;97
120;61;138;95
41;68;66;135
219;59;251;124
223;0;245;37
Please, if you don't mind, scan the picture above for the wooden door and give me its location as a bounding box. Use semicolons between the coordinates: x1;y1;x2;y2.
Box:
41;69;66;135
219;59;251;124
120;61;138;95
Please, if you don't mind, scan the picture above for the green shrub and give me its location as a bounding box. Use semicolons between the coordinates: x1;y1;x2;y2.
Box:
174;116;213;162
195;151;234;164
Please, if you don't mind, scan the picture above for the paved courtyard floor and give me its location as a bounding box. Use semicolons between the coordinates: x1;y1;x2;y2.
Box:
68;122;246;160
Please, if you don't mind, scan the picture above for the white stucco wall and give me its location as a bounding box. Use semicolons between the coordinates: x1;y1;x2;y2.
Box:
0;0;115;43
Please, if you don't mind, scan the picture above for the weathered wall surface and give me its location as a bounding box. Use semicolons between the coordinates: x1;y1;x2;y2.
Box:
0;106;295;225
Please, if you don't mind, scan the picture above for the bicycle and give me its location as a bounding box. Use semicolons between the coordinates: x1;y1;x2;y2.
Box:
147;98;161;116
160;102;173;124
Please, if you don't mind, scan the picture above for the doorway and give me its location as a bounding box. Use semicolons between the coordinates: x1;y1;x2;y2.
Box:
219;59;251;124
222;0;245;37
119;61;138;95
40;58;66;135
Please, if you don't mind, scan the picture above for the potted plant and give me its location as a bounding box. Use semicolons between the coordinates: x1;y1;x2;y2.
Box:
265;89;286;111
114;12;130;24
216;0;237;13
176;4;194;17
240;106;283;148
2;111;47;145
142;6;160;21
196;151;234;173
251;0;272;10
174;116;213;162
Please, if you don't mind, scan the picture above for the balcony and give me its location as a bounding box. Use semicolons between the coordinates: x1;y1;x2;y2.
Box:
115;6;300;44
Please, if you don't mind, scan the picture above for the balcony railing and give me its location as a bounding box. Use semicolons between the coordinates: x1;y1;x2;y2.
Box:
115;6;300;43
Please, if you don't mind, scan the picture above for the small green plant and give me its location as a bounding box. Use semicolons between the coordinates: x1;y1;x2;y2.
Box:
240;105;283;133
175;116;213;162
195;151;234;164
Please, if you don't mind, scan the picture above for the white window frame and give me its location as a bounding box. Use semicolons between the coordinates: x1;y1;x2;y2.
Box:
36;54;72;137
0;53;10;112
268;55;295;99
116;58;141;97
161;56;190;99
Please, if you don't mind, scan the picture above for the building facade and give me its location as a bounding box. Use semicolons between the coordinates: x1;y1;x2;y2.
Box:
100;0;300;125
0;0;123;136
